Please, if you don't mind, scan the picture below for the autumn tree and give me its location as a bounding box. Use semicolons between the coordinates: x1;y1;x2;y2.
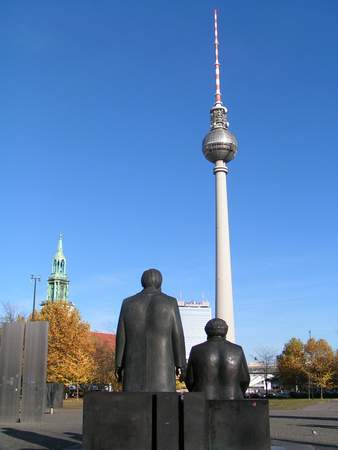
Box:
333;351;338;388
277;338;307;390
91;336;120;390
0;301;25;325
304;338;334;398
35;300;94;385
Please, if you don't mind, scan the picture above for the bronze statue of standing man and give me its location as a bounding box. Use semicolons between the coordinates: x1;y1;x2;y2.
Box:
115;269;186;392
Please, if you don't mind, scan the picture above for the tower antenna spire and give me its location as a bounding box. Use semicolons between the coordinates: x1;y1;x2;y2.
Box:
214;9;222;105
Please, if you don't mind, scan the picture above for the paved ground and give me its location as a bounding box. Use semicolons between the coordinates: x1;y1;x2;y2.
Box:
270;400;338;450
0;409;82;450
0;400;337;449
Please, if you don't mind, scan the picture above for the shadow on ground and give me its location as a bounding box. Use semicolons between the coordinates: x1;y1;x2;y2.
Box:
2;428;82;450
270;416;338;421
64;432;82;442
299;424;338;430
273;438;338;449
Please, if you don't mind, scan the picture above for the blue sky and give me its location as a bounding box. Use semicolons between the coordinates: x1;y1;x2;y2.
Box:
1;0;337;359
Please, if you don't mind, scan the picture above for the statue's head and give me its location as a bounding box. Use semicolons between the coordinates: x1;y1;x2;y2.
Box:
141;269;162;290
205;318;228;338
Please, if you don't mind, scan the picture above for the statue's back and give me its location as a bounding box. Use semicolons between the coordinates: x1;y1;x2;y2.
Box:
116;288;186;392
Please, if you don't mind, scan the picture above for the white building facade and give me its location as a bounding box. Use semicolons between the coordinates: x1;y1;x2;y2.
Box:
178;301;212;359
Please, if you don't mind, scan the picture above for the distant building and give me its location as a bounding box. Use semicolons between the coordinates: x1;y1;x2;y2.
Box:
247;362;278;394
92;332;116;350
178;300;212;358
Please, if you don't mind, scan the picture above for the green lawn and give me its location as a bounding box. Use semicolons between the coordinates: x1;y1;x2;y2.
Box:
62;397;330;411
269;398;329;410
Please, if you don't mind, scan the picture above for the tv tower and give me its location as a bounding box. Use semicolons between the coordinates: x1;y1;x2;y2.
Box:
202;10;238;342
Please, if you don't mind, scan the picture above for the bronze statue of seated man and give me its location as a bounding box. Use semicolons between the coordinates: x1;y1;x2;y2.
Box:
185;318;250;400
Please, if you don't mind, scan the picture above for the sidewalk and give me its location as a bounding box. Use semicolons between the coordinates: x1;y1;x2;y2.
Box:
270;400;338;450
0;409;82;450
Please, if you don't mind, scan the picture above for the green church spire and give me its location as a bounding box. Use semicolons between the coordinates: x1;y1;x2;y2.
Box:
56;232;64;256
47;233;69;301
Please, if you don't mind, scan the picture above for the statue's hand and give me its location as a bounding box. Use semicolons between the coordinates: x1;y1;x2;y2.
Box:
115;367;123;383
176;367;185;382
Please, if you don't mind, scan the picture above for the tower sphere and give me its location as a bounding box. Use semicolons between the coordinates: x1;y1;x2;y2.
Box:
202;126;238;164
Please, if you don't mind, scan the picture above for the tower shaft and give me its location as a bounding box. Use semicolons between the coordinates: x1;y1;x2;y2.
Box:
214;160;235;342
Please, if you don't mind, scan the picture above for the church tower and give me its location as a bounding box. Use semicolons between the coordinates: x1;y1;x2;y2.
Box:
46;234;69;301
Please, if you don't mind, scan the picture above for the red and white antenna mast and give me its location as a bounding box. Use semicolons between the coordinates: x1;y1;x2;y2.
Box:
214;9;222;105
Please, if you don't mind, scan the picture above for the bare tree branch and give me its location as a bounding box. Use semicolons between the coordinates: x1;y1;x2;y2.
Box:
0;301;26;325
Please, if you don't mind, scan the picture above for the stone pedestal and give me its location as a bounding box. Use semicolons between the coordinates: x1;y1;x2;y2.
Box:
83;392;270;450
183;393;208;450
208;399;270;450
83;392;153;450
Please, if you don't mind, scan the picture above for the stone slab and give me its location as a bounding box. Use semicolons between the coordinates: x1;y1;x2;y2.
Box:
0;321;25;422
156;393;179;450
208;399;271;450
83;392;153;450
183;392;207;450
21;321;48;423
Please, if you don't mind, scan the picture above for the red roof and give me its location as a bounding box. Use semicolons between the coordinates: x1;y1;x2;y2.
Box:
92;332;116;350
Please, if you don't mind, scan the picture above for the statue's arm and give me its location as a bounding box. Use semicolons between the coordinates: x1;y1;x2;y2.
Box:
239;349;250;395
115;302;126;378
172;301;186;370
185;352;194;391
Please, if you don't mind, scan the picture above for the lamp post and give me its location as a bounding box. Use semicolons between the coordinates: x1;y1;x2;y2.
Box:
306;330;312;400
305;356;312;400
31;275;40;320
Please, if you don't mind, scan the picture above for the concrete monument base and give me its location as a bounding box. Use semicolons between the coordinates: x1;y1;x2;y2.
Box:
83;392;270;450
208;398;270;449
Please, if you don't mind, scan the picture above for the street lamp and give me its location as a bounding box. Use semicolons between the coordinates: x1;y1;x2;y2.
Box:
305;358;311;400
31;275;41;320
306;331;312;400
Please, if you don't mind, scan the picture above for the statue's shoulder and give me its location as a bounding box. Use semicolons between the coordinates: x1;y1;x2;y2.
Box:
190;341;208;355
121;294;140;306
158;293;178;304
226;341;244;353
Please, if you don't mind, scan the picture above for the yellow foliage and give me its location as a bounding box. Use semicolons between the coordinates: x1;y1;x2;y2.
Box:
278;337;336;395
176;378;187;392
35;300;94;384
304;338;334;395
91;337;121;390
277;338;306;389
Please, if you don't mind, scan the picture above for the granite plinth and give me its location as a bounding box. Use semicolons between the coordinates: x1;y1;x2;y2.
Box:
156;393;180;450
83;392;153;450
183;393;207;450
208;398;270;450
83;392;270;450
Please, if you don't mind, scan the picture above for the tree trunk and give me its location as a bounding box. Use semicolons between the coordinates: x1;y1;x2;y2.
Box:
320;386;323;399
